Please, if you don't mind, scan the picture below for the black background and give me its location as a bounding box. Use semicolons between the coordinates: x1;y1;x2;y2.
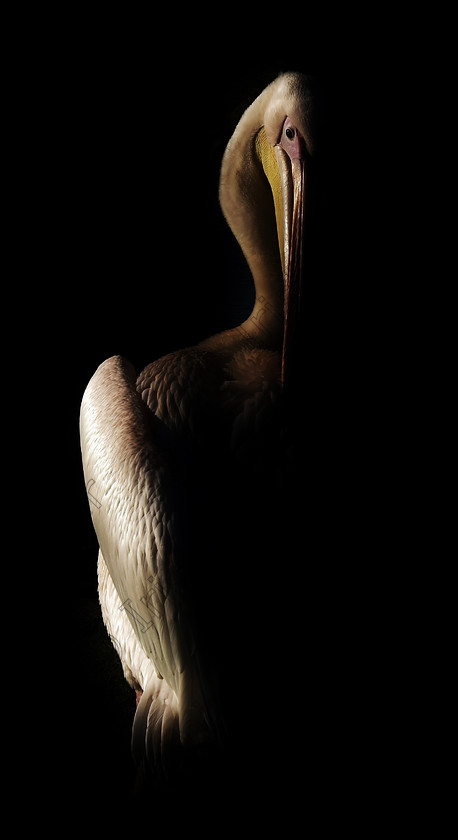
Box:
14;19;399;829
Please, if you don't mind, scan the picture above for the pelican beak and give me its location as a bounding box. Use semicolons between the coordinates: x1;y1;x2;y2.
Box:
275;117;306;390
255;120;307;387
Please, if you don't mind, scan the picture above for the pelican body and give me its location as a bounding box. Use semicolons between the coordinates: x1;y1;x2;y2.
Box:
80;72;319;795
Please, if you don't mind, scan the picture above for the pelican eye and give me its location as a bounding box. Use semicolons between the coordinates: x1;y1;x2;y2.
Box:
285;127;295;140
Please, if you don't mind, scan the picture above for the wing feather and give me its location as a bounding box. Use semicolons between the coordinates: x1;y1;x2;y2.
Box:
80;355;200;714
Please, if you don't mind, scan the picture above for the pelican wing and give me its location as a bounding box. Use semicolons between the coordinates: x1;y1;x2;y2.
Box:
98;547;181;776
80;355;210;747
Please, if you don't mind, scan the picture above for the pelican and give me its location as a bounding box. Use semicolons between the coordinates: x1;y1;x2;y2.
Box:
80;71;321;798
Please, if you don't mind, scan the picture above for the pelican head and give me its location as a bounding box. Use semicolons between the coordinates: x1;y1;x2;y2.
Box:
218;71;319;389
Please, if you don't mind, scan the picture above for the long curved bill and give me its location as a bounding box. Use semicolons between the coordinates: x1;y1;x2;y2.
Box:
275;118;306;391
255;119;306;390
280;157;304;390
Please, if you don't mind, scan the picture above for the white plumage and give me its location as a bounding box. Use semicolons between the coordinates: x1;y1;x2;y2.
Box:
80;71;319;796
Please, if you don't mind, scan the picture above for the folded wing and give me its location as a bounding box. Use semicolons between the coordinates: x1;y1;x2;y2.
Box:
80;354;215;752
